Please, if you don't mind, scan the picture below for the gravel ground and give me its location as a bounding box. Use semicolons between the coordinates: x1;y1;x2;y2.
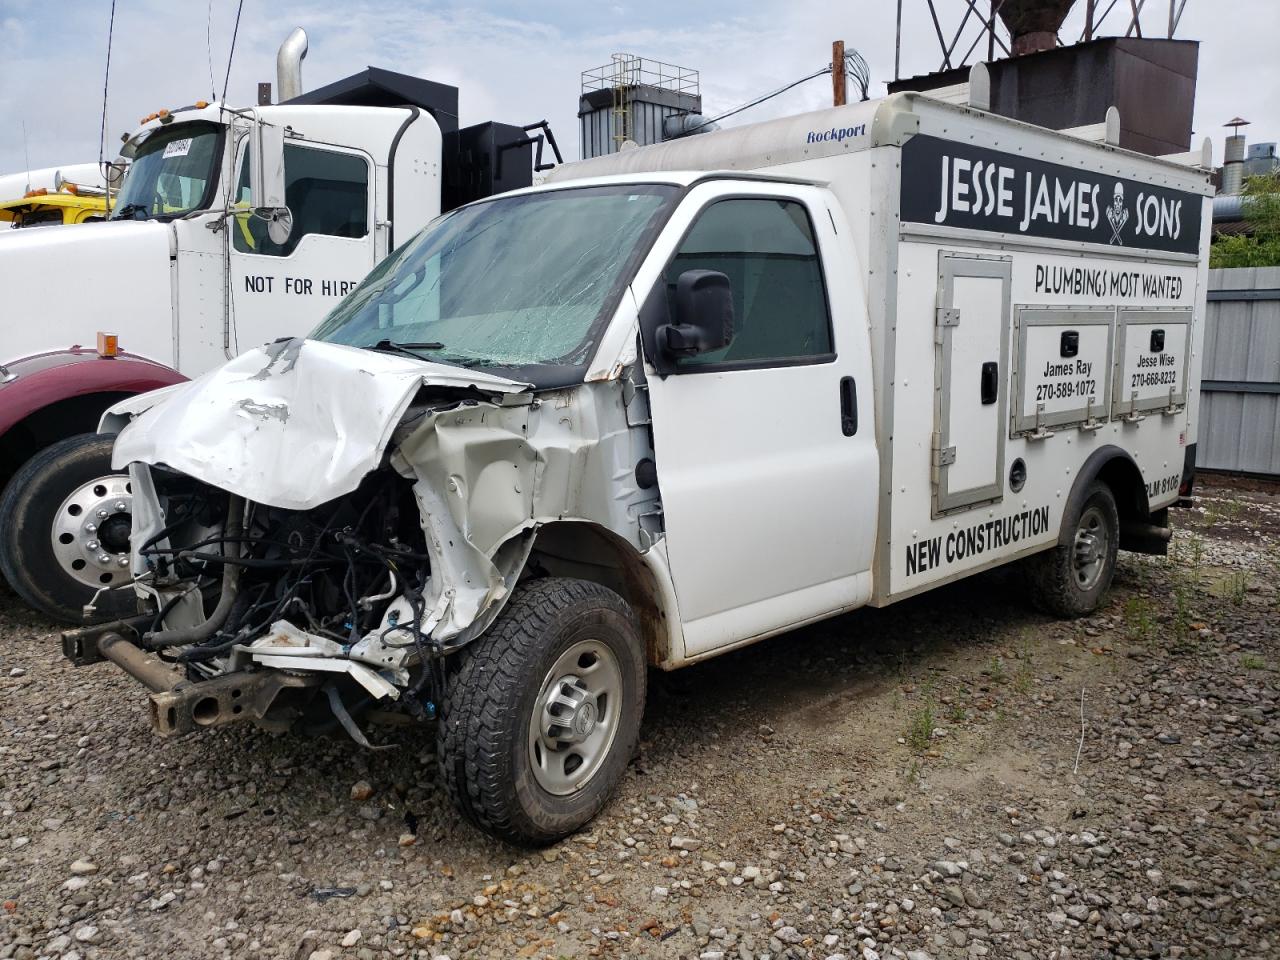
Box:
2;477;1277;960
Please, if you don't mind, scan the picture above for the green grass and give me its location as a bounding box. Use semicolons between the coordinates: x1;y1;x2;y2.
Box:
906;701;936;753
1241;653;1266;671
1122;595;1155;643
1223;570;1251;606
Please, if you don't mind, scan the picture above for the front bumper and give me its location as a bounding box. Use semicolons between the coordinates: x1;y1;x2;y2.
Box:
62;620;321;736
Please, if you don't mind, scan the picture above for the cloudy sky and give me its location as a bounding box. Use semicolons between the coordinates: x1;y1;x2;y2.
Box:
0;0;1274;176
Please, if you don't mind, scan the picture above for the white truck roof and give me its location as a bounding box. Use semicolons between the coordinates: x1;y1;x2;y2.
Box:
546;92;1210;196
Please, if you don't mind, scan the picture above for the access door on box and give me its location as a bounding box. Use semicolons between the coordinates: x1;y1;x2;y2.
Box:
933;254;1012;515
1012;307;1114;437
1112;309;1192;420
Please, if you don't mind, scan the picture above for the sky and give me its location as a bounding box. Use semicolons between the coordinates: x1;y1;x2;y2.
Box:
0;0;1275;177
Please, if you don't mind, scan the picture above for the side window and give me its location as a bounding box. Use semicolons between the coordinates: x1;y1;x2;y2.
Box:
664;198;832;369
234;143;369;256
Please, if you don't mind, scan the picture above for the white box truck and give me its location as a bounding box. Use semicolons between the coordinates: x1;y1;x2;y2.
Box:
63;90;1210;845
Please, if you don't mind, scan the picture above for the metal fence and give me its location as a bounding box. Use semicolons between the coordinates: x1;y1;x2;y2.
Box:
1199;266;1280;475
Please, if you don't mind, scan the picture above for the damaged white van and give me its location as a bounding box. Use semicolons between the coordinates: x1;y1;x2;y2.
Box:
63;91;1211;844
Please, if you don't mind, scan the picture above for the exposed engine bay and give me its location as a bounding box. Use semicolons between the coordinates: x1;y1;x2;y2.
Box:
63;338;664;742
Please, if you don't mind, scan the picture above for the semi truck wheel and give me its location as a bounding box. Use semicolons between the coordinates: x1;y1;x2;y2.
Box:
1024;482;1119;618
0;433;135;624
439;577;646;846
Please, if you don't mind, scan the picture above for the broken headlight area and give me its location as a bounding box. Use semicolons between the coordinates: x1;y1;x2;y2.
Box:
88;464;446;741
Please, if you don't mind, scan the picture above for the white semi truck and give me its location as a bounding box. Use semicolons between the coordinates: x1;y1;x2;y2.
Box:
0;30;559;622
63;89;1210;845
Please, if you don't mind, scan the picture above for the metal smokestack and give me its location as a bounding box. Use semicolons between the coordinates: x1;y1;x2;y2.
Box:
276;27;309;102
1223;118;1250;195
997;0;1078;56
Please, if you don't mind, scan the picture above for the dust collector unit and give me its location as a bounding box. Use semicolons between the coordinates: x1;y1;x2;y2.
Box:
579;55;702;160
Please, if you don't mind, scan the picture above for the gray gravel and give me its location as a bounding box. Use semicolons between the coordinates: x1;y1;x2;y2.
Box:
2;476;1277;959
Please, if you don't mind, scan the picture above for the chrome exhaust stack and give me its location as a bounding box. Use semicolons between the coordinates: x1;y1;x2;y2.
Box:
276;27;309;102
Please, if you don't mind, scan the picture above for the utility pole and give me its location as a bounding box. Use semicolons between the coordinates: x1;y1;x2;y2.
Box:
832;39;847;106
1085;0;1095;40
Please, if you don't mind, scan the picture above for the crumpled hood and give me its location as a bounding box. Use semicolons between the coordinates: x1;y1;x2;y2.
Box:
0;219;175;368
110;338;530;510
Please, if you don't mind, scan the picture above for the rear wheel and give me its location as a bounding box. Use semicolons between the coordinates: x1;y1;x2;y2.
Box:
1024;482;1119;618
439;577;646;846
0;433;134;624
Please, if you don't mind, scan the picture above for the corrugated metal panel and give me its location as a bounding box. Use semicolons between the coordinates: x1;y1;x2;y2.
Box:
1198;267;1280;474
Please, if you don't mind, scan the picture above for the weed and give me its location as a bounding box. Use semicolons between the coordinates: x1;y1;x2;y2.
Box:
1013;668;1034;694
1242;653;1265;670
946;701;967;724
904;759;922;785
1122;595;1155;643
1224;570;1250;606
906;701;936;753
1171;576;1198;653
986;656;1008;684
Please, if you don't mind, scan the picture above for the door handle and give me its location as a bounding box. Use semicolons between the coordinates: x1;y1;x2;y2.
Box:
980;362;998;405
839;376;858;436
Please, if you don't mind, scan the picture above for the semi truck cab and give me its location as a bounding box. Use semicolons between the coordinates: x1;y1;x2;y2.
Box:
0;34;558;622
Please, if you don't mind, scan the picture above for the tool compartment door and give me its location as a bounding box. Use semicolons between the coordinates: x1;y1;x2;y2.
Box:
1012;307;1114;435
1112;308;1192;418
934;255;1011;514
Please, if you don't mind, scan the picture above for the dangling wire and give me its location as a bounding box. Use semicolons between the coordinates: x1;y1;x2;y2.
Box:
844;48;872;102
680;44;873;138
221;0;246;102
98;0;117;169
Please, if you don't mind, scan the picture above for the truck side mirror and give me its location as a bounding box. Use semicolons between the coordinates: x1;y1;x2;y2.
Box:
250;118;292;245
658;269;735;360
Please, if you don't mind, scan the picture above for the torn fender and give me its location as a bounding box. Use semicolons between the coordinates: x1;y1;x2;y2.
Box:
109;338;530;511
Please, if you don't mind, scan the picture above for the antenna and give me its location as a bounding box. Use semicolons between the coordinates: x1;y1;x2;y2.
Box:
22;120;31;194
222;0;247;102
99;0;116;170
207;0;217;102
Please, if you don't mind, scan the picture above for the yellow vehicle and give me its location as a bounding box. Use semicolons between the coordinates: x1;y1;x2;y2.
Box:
0;187;112;229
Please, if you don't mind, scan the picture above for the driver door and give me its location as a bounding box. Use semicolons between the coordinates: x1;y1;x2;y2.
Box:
227;140;377;351
637;182;879;658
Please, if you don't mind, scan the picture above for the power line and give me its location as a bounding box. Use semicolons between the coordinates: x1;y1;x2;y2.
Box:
684;46;873;137
684;67;831;135
222;0;246;102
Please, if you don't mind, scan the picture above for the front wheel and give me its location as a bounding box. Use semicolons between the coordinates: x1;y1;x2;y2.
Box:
1023;481;1119;618
439;578;646;846
0;433;135;624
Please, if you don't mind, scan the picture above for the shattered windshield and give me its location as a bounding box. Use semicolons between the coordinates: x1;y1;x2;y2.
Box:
311;184;678;377
112;122;221;220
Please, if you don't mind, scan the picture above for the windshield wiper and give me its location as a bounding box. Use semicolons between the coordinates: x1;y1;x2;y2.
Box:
111;202;151;221
369;339;446;359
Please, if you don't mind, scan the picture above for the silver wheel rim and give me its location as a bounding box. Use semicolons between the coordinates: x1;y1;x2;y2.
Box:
50;475;132;590
527;639;623;796
1072;504;1109;591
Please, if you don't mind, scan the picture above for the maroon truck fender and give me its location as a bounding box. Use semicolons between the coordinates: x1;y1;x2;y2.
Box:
0;348;187;437
0;348;187;476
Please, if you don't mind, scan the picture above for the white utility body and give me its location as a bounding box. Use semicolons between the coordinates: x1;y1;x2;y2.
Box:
71;91;1211;845
551;91;1208;638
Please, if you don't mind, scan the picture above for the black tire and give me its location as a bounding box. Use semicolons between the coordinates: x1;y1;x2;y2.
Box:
1024;482;1120;618
0;433;135;624
439;577;646;846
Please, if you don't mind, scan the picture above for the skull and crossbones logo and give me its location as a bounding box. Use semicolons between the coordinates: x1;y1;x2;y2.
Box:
1106;182;1129;245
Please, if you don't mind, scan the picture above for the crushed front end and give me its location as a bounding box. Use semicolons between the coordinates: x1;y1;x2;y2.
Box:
64;465;441;740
